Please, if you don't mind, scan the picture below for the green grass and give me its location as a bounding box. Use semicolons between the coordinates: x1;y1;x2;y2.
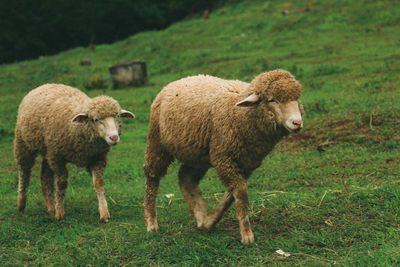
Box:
1;0;400;265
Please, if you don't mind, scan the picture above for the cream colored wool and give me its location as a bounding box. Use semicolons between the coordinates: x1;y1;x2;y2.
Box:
14;83;133;222
143;69;304;244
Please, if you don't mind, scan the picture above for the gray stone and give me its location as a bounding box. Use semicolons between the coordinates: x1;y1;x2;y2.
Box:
109;61;147;88
80;58;91;66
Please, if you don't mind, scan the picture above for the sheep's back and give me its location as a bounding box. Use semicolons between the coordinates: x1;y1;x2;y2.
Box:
15;84;89;152
155;75;248;165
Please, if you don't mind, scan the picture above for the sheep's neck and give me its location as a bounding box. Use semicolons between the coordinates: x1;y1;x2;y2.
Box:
235;106;285;157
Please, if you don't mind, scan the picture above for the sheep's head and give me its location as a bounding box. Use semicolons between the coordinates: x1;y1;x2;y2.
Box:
236;69;304;133
71;96;135;145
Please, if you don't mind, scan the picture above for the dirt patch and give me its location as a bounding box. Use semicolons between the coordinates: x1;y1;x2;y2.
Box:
208;58;231;64
208;56;245;65
385;158;400;165
278;113;399;152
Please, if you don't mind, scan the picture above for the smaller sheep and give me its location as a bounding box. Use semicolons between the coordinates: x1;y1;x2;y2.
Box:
143;69;303;244
14;84;134;222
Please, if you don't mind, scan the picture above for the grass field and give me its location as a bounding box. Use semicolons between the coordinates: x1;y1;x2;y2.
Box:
1;0;400;265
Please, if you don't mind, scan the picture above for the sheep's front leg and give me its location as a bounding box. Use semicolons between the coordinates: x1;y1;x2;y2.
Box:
214;163;254;244
90;163;110;223
232;181;254;244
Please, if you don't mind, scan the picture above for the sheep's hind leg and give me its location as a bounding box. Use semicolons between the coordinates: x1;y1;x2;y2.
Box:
40;159;55;214
178;164;208;229
144;175;160;232
202;171;250;231
201;190;234;231
48;159;68;220
15;141;36;212
143;151;173;232
17;162;35;212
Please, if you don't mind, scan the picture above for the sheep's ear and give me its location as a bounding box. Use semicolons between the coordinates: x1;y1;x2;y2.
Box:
236;93;260;107
121;110;135;119
71;113;88;124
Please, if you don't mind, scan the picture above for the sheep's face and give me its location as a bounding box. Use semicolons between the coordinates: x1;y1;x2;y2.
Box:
238;69;304;133
71;110;135;146
236;94;303;133
269;100;303;132
92;116;121;145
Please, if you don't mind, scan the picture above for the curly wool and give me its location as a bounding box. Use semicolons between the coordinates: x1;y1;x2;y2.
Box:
143;69;303;242
14;84;122;168
87;96;120;119
145;69;302;177
250;69;302;102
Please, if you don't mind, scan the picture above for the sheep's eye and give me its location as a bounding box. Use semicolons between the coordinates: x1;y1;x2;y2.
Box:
93;118;99;123
267;98;276;103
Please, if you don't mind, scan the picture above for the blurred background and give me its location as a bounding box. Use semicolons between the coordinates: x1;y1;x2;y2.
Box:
0;0;235;63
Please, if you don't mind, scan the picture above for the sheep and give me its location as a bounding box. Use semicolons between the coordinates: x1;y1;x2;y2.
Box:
14;84;135;222
143;69;304;244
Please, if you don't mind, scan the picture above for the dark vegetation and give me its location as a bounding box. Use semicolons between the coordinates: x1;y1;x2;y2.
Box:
0;0;233;63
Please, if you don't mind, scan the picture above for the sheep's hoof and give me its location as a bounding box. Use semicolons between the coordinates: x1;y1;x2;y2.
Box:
240;232;255;245
100;215;111;223
18;206;25;212
47;209;55;215
46;206;55;215
17;196;27;212
198;226;211;233
198;222;212;233
146;221;159;232
197;217;214;232
54;210;65;220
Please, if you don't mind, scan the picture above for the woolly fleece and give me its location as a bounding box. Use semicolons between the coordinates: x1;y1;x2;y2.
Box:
14;83;128;221
143;69;303;243
14;84;123;167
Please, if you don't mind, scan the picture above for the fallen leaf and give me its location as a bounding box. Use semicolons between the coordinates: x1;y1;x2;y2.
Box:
276;249;291;257
317;141;334;152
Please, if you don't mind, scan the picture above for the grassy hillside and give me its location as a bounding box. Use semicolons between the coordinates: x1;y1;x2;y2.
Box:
1;0;399;265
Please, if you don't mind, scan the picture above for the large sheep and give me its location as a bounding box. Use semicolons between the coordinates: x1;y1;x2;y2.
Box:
14;84;134;222
143;69;303;244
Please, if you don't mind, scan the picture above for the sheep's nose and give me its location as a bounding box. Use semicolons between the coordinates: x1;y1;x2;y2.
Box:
291;119;303;130
292;120;302;127
109;135;119;144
